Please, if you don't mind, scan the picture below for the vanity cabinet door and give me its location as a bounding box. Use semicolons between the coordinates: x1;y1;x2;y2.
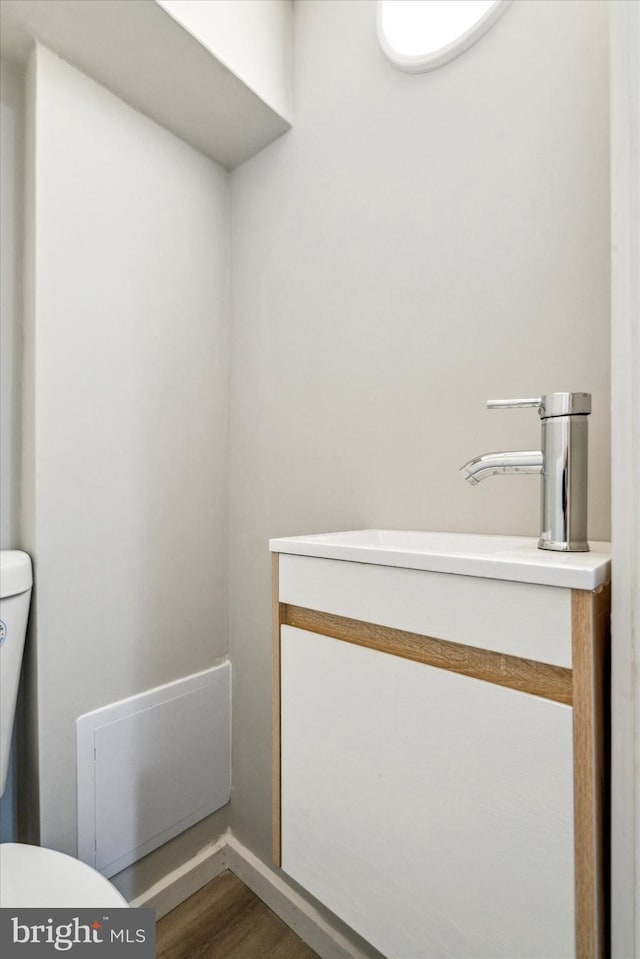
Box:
280;624;575;959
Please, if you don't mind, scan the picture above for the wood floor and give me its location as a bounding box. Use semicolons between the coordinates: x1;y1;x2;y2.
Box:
156;870;320;959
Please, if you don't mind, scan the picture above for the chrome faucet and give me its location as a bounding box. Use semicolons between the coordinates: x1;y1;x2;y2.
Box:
460;392;592;552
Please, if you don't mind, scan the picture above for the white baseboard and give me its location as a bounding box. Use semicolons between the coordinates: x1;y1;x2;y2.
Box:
129;831;229;919
132;831;382;959
225;835;382;959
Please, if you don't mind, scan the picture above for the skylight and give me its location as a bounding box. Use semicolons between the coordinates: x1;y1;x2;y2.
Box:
377;0;510;73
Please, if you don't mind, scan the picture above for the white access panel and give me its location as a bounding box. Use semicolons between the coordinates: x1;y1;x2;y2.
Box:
281;627;575;959
77;663;230;877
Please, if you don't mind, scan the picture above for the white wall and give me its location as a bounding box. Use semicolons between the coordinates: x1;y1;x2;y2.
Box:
0;57;25;846
0;59;24;550
610;1;640;955
156;0;293;121
22;44;230;893
228;0;611;863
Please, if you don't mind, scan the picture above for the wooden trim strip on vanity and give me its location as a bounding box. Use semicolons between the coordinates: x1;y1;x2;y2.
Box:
272;554;282;867
280;603;573;706
572;584;610;959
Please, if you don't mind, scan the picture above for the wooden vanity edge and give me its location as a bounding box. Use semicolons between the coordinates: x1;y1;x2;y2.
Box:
272;552;282;868
280;603;573;705
572;583;611;959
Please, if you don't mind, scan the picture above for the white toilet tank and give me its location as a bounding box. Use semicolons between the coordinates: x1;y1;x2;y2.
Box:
0;551;33;796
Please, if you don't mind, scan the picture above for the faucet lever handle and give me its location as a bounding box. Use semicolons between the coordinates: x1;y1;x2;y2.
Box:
486;398;542;410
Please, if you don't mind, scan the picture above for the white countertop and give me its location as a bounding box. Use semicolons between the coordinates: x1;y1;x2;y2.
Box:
269;530;611;590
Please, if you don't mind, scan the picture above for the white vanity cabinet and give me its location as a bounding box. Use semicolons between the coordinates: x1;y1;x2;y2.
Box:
271;532;611;959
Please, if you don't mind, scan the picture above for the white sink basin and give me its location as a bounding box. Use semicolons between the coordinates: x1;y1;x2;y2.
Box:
269;530;611;590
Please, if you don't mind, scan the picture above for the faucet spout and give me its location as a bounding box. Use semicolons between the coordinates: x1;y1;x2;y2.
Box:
460;450;543;485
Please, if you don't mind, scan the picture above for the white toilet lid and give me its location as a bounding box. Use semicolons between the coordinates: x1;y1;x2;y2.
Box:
0;843;128;908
